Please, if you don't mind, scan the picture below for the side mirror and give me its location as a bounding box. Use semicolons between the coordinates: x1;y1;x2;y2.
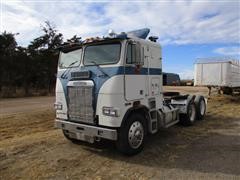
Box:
135;42;143;65
126;41;144;65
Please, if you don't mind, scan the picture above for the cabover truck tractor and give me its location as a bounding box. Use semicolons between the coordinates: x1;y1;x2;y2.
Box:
54;28;207;155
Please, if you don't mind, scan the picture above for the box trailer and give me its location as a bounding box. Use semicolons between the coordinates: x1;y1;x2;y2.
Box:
194;58;240;94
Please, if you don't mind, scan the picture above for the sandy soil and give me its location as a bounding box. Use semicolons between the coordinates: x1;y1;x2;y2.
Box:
0;87;240;179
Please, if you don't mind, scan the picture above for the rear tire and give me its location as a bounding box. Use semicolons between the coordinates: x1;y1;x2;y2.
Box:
194;96;206;120
222;87;233;95
116;113;146;155
179;100;197;126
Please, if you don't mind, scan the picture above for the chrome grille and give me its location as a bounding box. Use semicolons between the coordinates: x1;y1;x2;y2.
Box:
68;84;94;124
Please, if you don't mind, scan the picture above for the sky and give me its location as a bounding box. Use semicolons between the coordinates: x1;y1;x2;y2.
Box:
1;0;240;79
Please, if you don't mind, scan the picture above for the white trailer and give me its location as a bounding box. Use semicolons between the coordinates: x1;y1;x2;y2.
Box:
54;29;207;155
194;58;240;94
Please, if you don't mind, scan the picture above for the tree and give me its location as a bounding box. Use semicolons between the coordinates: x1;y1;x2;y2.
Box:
67;35;82;43
0;21;69;97
0;32;18;95
27;21;63;93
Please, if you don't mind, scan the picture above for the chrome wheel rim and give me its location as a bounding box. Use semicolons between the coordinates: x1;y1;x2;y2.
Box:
189;103;196;122
128;121;144;149
200;100;205;115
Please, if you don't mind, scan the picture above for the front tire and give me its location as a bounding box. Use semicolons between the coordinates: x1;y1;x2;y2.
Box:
116;113;146;155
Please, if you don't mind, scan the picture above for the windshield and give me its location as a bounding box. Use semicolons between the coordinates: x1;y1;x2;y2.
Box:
59;49;82;68
84;42;121;65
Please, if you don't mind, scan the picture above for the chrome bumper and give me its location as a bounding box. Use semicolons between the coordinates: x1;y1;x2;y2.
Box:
55;119;117;141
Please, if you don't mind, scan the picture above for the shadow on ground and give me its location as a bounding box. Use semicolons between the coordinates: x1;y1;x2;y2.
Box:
76;114;240;176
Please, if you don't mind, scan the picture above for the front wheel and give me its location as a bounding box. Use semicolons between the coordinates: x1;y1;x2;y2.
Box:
116;113;146;155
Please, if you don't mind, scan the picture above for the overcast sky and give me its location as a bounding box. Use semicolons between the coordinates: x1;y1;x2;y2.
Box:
1;0;240;79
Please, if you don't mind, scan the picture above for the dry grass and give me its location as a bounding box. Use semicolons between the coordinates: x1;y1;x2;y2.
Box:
0;110;55;141
0;89;240;179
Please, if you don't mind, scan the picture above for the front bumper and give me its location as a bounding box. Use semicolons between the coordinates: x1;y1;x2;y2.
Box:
55;119;118;142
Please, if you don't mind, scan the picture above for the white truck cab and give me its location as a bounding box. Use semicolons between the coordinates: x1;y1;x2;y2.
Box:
55;28;206;155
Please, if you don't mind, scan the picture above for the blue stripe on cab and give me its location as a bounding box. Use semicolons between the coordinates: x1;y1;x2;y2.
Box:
95;66;162;76
58;65;162;112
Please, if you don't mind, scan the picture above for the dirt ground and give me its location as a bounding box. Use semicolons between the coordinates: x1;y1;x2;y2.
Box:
0;86;239;179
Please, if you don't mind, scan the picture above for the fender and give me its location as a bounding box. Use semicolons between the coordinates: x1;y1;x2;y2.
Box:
120;104;150;129
187;94;196;104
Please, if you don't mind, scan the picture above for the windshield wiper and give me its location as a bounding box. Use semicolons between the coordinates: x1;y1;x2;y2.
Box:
60;61;78;79
90;61;109;77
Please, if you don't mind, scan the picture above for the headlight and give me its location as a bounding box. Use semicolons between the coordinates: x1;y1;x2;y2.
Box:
102;107;119;117
54;102;63;110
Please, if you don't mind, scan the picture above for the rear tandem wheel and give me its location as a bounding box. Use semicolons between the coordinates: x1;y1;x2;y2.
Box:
194;95;206;120
179;100;197;126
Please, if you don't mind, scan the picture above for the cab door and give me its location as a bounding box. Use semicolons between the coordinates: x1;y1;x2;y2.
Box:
124;41;146;101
